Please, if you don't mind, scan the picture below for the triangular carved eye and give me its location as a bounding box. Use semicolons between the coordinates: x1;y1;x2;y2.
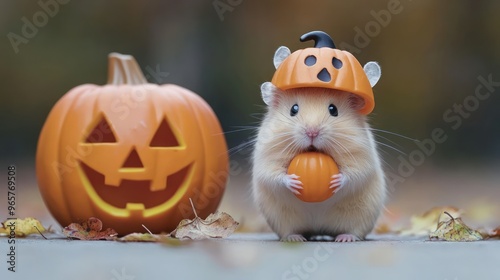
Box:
85;116;117;143
150;119;180;147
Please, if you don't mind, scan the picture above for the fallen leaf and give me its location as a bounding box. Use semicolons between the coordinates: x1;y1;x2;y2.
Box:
171;211;239;240
492;226;500;238
429;212;483;241
170;199;239;240
478;226;500;239
374;222;392;234
0;218;46;237
466;200;497;223
63;217;117;240
118;233;162;242
400;206;462;236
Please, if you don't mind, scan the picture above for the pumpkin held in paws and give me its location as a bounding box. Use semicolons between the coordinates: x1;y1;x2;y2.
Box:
287;152;339;202
36;53;229;235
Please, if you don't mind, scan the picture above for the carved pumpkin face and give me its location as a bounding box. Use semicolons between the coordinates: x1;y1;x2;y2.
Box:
271;31;375;115
36;53;228;234
287;152;339;202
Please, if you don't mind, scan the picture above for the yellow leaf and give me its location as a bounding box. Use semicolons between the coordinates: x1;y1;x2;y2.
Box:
118;233;163;242
0;218;46;237
429;212;483;242
400;206;462;236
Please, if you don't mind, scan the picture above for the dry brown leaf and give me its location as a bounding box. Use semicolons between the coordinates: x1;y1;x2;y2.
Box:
62;217;117;240
170;199;239;240
429;212;483;242
492;227;500;238
171;211;239;240
0;218;46;237
400;206;462;236
478;226;500;239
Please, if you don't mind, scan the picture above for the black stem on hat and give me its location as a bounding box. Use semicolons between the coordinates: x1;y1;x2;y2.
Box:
300;31;336;49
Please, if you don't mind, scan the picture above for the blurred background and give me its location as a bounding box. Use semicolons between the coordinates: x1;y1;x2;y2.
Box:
1;0;499;231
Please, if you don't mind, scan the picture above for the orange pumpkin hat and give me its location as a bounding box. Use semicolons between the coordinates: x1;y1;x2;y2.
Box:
271;31;375;115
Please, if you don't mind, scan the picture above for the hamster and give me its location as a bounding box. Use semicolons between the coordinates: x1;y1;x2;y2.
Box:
252;48;386;242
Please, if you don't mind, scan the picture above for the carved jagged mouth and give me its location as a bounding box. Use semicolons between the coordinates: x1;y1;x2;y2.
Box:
80;162;191;209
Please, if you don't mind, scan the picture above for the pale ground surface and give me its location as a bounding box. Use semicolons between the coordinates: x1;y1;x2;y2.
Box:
1;162;500;279
1;233;500;280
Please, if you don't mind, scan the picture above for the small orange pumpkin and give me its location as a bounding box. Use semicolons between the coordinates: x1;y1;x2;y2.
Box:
36;53;228;234
272;31;374;115
287;152;339;202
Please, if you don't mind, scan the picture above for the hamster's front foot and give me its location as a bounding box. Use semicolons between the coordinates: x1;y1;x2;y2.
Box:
330;173;346;193
282;174;303;195
334;233;359;242
281;234;307;242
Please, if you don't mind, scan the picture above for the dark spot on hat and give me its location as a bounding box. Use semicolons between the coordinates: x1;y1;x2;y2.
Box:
332;57;343;69
317;68;331;82
305;55;316;66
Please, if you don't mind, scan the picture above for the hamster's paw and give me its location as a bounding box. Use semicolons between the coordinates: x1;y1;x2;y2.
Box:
281;234;307;242
330;173;346;193
334;234;359;242
282;174;303;195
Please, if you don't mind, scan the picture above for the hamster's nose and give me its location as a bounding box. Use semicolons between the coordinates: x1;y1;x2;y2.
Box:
306;128;319;139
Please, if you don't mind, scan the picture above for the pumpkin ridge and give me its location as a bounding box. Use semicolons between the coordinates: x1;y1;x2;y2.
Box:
62;86;97;222
183;89;228;215
37;85;93;224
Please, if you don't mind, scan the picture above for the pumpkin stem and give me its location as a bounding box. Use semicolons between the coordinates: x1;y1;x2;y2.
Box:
107;52;148;85
300;31;336;49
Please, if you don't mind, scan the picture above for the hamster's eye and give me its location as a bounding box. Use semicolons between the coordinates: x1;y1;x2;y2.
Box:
328;104;338;117
290;104;299;116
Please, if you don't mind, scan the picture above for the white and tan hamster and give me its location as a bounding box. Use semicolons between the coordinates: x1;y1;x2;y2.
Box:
252;47;386;242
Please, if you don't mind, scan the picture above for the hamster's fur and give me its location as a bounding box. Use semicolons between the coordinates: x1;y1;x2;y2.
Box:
252;86;386;242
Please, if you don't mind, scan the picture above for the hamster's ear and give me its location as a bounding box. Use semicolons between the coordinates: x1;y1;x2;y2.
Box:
273;46;291;69
363;61;381;87
261;82;278;106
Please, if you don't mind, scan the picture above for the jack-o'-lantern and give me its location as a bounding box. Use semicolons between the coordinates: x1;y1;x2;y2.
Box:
36;53;228;234
272;31;375;115
287;152;339;202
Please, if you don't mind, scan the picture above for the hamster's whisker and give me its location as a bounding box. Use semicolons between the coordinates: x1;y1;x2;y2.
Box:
267;134;295;152
274;111;299;126
373;140;407;155
222;127;258;135
281;138;301;154
358;128;417;142
335;127;406;150
329;138;358;166
228;138;257;156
